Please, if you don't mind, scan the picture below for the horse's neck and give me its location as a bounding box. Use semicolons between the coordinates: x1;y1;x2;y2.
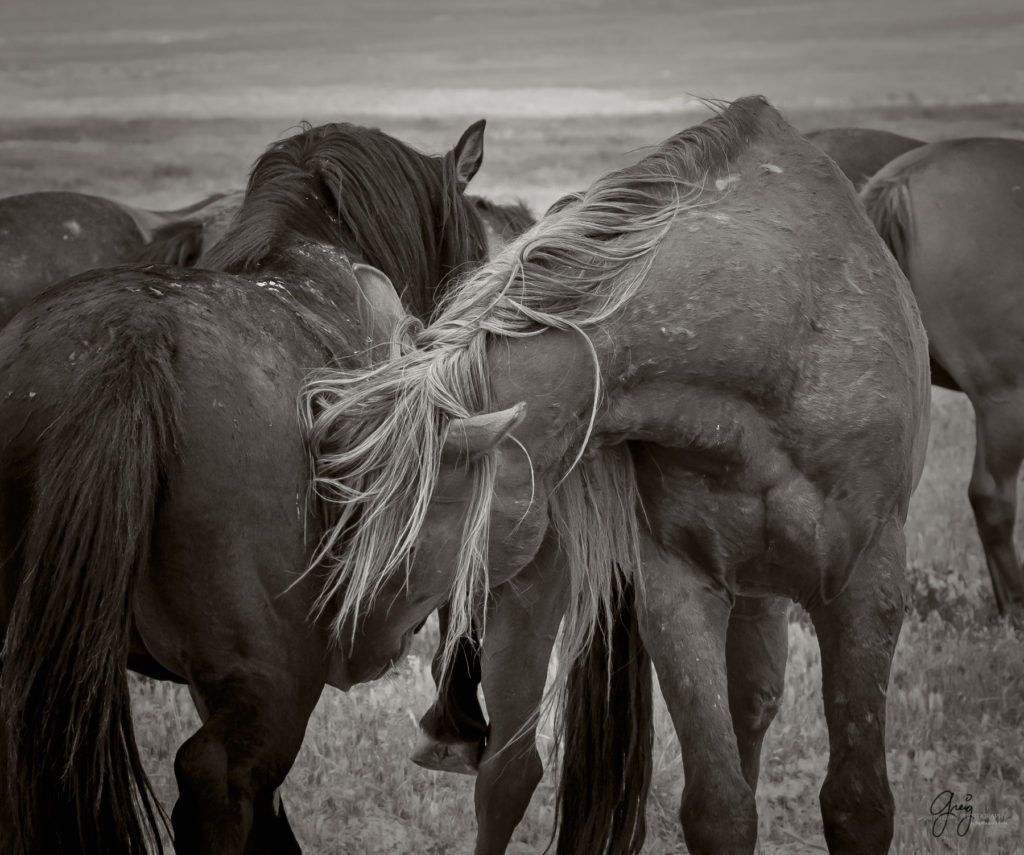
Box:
486;329;606;469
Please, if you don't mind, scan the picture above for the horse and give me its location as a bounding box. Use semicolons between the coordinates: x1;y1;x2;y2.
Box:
861;137;1024;615
302;96;931;855
0;117;493;854
133;193;532;278
0;188;244;327
470;195;535;257
805;127;924;190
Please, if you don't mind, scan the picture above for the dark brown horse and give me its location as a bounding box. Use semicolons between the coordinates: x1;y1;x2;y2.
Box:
862;137;1024;614
132;193;532;286
805;127;924;190
304;96;931;854
0;189;243;326
0;119;491;854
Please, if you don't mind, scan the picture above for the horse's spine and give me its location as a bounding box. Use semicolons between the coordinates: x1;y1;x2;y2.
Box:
1;317;181;854
554;577;653;855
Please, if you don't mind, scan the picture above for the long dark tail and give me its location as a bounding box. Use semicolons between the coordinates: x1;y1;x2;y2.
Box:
134;219;206;267
860;171;914;272
0;319;181;854
554;578;653;855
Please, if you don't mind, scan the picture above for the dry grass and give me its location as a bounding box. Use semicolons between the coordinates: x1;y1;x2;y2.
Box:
6;104;1024;852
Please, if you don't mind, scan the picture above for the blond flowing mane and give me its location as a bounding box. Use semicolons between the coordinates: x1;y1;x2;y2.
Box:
300;97;772;667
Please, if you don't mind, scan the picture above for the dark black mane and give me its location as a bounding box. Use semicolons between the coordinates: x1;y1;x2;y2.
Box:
205;122;489;319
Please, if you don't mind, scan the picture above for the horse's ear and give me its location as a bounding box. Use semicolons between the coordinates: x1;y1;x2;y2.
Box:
452;119;486;192
352;262;405;347
443;402;527;463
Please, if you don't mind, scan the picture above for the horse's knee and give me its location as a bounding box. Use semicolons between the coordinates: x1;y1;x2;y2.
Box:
728;670;784;790
478;740;543;798
820;767;894;854
174;730;228;802
173;733;252;853
731;683;782;737
680;783;757;855
968;487;1015;544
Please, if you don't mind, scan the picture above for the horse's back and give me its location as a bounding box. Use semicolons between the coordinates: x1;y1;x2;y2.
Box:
644;105;926;416
0;263;353;676
804;126;925;189
0;191;146;326
621;104;929;589
863;137;1024;395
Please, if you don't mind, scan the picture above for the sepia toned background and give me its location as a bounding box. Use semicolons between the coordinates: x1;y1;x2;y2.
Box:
1;0;1022;851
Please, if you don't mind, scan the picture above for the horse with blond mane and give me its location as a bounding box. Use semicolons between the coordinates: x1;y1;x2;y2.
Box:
303;96;931;854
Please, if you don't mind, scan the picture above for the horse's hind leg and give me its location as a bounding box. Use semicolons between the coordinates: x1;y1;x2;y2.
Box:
726;594;789;791
250;790;301;855
412;606;488;774
967;395;1024;614
638;537;757;854
808;520;906;854
172;670;321;855
474;535;569;855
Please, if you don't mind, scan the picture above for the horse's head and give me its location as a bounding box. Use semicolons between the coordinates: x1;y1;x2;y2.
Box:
340;400;550;683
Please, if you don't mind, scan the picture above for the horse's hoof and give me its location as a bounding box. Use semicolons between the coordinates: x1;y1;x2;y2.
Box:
410;733;481;775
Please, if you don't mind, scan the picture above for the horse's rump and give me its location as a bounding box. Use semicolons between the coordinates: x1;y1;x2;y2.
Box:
0;274;182;853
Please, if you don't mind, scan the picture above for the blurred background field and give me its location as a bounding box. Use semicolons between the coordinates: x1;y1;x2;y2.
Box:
2;0;1024;851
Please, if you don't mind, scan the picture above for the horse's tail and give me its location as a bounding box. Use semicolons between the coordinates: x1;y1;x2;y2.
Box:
554;577;653;855
134;218;206;267
0;314;181;854
860;169;915;273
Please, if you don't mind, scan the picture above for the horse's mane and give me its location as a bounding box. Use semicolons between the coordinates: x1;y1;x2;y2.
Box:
469;195;535;241
300;96;779;669
205;122;488;319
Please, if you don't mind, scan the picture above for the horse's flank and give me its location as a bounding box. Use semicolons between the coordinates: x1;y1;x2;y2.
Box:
301;95;790;673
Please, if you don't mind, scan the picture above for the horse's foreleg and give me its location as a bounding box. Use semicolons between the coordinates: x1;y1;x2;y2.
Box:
474;534;569;855
726;594;789;792
412;606;488;774
968;395;1024;614
638;537;757;855
172;670;321;855
808;521;906;854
